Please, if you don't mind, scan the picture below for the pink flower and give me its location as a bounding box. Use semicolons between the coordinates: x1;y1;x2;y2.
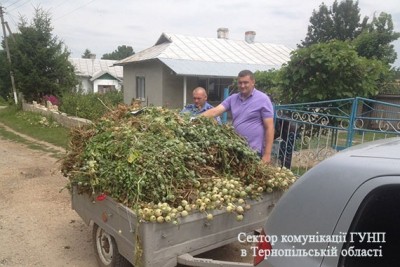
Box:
43;95;60;106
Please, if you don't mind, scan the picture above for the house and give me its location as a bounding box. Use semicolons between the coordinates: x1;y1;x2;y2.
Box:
116;28;292;109
69;56;123;94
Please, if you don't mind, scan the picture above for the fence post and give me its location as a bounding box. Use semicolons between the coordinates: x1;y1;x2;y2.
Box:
346;97;358;148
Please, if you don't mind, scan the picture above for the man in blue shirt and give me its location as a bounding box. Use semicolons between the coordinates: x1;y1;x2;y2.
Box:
181;87;221;123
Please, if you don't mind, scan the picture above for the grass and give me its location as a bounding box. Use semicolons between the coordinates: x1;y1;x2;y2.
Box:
0;105;70;149
0;122;65;158
0;124;31;144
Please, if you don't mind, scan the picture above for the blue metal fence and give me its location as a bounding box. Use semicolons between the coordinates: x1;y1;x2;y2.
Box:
273;97;400;175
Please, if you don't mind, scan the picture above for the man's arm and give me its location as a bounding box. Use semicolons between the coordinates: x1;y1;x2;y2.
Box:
201;104;226;118
262;117;275;164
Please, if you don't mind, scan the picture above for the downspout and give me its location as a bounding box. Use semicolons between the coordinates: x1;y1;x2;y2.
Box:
183;76;187;107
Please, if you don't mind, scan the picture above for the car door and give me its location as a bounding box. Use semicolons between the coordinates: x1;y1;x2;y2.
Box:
321;175;400;267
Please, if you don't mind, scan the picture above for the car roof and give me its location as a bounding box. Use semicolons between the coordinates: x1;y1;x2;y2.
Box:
339;137;400;160
296;137;400;196
266;137;400;244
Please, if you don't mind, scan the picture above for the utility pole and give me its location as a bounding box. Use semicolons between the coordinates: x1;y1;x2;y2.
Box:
0;5;18;104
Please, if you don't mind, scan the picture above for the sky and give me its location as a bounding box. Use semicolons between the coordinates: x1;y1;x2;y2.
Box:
1;0;400;67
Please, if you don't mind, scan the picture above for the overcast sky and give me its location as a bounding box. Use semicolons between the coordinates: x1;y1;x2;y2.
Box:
1;0;400;67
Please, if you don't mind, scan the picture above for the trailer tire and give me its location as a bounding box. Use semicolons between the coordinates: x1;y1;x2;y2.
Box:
93;224;132;267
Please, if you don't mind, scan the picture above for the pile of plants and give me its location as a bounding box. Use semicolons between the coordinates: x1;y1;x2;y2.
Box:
61;104;296;224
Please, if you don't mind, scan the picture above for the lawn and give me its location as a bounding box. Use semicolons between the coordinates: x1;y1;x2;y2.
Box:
0;105;70;148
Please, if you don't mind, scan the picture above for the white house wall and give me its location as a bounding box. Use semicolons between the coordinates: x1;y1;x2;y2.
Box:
123;61;164;106
80;77;92;93
124;62;210;109
161;66;198;109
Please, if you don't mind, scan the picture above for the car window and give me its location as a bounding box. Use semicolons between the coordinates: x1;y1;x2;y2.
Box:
339;185;400;267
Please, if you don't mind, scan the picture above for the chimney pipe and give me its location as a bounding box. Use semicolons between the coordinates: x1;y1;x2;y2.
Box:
217;28;229;39
245;31;256;43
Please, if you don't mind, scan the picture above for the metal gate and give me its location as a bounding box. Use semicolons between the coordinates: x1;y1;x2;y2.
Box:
273;97;400;175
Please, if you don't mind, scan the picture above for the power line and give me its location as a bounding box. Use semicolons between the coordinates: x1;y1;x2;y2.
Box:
5;9;18;27
48;0;70;13
54;0;97;21
7;0;31;12
1;4;23;39
5;0;24;8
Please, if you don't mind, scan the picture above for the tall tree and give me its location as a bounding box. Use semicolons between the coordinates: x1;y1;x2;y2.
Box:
301;0;368;47
353;12;400;64
81;48;93;59
102;45;134;60
8;8;77;102
302;4;334;45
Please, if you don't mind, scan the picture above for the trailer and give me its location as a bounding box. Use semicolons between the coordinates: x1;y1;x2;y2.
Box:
71;186;282;267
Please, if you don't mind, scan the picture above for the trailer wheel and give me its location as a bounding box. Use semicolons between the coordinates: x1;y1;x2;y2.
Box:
93;224;132;267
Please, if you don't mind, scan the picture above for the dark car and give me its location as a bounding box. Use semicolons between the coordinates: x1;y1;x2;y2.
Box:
254;137;400;267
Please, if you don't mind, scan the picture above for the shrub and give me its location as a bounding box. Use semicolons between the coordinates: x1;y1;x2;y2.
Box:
0;96;7;105
59;91;123;120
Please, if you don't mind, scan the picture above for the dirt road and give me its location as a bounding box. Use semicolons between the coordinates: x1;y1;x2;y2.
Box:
0;136;97;267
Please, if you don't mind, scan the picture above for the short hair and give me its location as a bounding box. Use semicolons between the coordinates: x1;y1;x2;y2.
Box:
238;70;254;80
193;87;207;96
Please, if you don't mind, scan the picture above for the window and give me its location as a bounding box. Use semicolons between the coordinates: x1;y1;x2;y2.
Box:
98;85;115;94
339;185;400;267
136;76;145;101
197;77;232;102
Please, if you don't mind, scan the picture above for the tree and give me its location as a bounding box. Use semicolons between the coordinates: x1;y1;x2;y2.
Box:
301;0;368;47
279;40;389;103
301;0;399;67
302;4;335;46
7;8;77;102
353;12;400;65
0;49;10;100
330;0;366;40
81;48;93;59
101;45;134;60
254;69;282;103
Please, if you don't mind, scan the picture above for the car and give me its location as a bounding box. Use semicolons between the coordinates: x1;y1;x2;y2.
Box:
253;137;400;267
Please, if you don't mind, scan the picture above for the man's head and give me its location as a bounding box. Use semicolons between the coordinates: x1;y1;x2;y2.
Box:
192;87;207;109
237;70;255;97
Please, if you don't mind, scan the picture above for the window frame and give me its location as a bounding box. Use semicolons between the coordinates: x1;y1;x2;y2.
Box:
136;76;146;101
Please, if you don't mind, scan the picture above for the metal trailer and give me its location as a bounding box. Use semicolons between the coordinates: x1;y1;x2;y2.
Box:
71;186;282;267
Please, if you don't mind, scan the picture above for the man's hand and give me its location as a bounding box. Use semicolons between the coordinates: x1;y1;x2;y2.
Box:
261;154;271;164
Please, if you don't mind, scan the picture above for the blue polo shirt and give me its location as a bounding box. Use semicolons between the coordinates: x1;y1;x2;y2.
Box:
221;89;274;154
181;102;222;124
